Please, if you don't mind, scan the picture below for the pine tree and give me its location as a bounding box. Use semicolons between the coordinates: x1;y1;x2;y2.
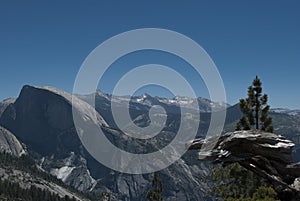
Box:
236;76;273;132
147;172;163;201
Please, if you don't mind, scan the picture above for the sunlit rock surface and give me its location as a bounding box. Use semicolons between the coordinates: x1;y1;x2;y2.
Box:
187;130;300;201
0;126;25;156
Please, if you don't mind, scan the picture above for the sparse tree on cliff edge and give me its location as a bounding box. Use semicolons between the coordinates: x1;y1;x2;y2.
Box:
147;172;163;201
236;76;273;132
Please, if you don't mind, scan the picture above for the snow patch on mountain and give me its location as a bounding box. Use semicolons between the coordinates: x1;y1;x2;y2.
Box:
51;166;75;182
271;108;300;116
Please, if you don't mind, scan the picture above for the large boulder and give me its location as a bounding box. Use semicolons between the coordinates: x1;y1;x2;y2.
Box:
187;130;300;201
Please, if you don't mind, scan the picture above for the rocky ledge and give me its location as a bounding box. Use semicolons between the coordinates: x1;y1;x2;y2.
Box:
186;130;300;201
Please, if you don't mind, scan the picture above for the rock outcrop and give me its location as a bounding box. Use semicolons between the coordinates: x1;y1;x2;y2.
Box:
0;98;15;117
187;130;300;201
0;126;25;156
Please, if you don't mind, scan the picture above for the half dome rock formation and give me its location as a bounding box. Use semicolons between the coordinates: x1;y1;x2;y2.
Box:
186;130;300;201
0;85;106;191
0;126;25;156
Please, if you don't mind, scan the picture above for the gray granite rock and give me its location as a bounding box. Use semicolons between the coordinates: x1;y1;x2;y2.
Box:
187;130;300;201
0;126;25;156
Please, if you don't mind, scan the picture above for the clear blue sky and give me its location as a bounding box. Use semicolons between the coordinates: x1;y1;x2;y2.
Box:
0;1;299;109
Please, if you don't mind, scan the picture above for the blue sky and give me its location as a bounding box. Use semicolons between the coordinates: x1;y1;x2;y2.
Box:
0;1;299;109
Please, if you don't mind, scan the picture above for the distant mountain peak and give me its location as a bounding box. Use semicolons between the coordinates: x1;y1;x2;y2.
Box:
142;93;151;98
271;108;300;116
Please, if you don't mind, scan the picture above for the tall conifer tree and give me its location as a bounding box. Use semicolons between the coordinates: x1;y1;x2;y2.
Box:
147;172;163;201
236;76;273;132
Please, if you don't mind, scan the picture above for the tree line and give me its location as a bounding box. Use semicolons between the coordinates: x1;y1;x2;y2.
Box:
0;179;77;201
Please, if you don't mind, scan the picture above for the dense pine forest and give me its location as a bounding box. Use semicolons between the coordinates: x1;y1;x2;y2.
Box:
0;179;77;201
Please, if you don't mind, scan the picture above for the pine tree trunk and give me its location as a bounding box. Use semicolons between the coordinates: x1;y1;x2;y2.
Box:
255;95;259;129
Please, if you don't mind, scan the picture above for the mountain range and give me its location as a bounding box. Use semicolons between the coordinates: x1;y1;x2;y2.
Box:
0;85;299;200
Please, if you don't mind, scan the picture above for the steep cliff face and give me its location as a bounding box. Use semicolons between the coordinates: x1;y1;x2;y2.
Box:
0;85;102;192
0;85;91;155
0;126;25;156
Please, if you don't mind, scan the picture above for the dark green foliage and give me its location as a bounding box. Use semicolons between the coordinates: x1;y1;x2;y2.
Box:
0;178;77;201
209;163;279;201
236;76;273;132
147;172;163;201
226;186;279;201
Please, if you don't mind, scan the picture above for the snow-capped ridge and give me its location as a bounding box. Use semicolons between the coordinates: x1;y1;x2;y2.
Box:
271;108;300;116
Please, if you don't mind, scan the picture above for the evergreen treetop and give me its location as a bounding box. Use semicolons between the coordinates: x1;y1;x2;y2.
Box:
236;76;273;132
147;172;163;201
